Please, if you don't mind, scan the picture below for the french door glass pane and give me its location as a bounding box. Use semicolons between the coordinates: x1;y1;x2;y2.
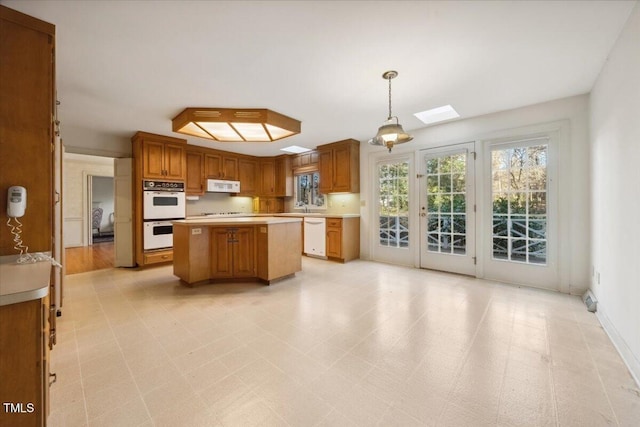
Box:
378;161;409;248
491;143;548;264
426;153;467;255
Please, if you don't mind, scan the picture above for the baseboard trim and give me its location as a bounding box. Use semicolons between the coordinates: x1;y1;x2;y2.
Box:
597;308;640;387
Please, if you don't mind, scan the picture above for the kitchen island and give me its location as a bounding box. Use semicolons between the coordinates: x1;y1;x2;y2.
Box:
172;217;302;286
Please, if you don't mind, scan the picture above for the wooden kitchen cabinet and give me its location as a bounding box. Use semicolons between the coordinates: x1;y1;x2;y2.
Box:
205;152;238;180
325;217;360;262
238;157;258;196
133;132;187;181
0;296;51;427
210;227;255;279
185;150;204;195
318;139;360;194
259;158;276;196
292;150;319;173
275;155;293;197
254;197;284;214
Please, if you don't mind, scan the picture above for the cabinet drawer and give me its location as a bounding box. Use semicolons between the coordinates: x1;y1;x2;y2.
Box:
144;250;173;264
326;218;342;228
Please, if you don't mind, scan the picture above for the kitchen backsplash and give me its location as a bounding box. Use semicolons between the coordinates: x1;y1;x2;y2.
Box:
187;192;361;216
185;193;253;216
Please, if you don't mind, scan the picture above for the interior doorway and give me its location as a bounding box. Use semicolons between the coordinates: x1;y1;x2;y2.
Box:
88;175;115;245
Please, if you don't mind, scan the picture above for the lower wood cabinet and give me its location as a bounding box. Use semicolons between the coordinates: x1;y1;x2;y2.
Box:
210;227;255;279
326;217;360;262
173;221;302;285
0;296;51;427
143;250;173;265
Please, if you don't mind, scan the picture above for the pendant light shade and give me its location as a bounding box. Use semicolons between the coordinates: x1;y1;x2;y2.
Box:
368;70;413;153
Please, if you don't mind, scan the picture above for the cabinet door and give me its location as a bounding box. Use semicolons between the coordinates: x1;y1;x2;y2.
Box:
326;218;343;258
223;156;238;180
318;149;333;194
185;151;204;194
238;158;258;195
233;227;255;277
332;145;352;192
275;156;292;197
210;228;233;278
260;159;276;196
164;143;185;180
205;153;222;178
142;140;166;179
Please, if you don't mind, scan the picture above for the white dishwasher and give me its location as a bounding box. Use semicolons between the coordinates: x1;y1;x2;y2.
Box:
303;217;326;257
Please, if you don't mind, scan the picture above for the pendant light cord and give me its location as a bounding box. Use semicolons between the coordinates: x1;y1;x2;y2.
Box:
387;75;393;120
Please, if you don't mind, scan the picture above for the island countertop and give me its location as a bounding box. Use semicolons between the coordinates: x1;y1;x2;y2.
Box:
174;216;302;226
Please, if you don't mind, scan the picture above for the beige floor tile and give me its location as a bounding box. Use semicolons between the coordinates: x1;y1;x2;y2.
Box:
48;258;640;426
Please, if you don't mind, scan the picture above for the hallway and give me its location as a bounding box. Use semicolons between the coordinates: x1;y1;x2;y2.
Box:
65;242;114;274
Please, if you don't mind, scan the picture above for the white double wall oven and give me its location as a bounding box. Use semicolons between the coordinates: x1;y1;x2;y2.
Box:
142;180;186;250
369;123;563;291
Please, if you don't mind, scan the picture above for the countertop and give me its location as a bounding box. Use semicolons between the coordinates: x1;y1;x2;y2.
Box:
0;254;51;306
187;213;360;220
174;216;303;226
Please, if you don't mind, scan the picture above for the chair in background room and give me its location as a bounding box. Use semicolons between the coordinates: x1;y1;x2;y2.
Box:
92;207;103;236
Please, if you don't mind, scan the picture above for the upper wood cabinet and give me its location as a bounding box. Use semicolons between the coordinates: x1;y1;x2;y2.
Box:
205;152;238;180
185;150;204;195
0;5;55;257
275;155;293;197
318;139;360;193
292;150;319;173
132;132;187;181
237;157;258;196
259;158;276;196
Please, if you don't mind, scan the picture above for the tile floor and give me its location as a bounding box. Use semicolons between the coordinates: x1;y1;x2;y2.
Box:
48;258;640;426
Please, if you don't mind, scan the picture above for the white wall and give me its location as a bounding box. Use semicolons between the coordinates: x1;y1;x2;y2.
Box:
590;3;640;383
360;94;590;294
63;154;114;247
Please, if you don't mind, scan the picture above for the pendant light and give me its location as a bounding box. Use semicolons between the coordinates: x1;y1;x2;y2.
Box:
368;70;413;153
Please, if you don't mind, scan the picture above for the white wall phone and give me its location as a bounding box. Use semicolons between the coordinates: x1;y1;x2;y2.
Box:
7;185;27;218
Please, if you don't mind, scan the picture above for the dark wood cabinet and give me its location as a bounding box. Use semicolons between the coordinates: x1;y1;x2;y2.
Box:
210;227;255;279
318;139;360;194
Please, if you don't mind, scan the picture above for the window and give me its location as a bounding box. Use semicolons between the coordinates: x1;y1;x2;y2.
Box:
491;140;548;264
294;172;325;209
378;160;409;248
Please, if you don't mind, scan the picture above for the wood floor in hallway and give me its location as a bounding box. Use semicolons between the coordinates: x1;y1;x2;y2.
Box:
65;242;114;274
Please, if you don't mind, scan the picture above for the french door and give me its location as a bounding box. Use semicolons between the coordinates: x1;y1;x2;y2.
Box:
419;144;476;276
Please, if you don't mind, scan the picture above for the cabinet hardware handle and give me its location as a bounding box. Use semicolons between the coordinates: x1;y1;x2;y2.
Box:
162;255;168;259
49;372;57;386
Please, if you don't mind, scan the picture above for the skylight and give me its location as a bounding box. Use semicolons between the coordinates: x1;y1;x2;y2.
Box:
280;145;312;154
414;105;460;125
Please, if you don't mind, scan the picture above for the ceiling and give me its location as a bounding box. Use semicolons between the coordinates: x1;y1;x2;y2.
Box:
4;0;636;157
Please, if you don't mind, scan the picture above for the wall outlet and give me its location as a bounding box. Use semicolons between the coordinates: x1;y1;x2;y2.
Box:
360;200;366;207
192;228;202;235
